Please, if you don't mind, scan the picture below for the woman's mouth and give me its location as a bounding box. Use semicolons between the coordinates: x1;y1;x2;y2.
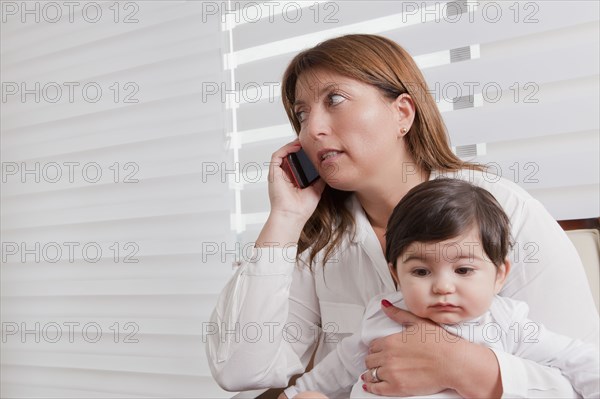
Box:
318;150;344;165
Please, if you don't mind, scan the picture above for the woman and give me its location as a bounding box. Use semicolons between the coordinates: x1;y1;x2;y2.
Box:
206;34;598;398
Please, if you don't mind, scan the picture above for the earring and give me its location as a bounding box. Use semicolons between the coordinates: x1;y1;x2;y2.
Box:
401;127;408;134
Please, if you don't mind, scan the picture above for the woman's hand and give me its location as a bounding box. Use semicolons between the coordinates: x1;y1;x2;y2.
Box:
255;140;326;248
362;302;503;398
267;139;326;222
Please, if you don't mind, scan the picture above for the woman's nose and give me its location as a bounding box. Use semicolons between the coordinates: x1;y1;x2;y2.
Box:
304;109;331;141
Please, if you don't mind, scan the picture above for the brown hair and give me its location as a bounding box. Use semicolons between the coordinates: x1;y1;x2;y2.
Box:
281;34;481;267
386;178;512;270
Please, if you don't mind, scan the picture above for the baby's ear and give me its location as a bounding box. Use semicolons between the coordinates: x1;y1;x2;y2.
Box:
494;258;511;293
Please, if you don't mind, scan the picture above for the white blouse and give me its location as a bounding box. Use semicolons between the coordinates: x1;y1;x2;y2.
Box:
284;292;599;399
206;170;599;398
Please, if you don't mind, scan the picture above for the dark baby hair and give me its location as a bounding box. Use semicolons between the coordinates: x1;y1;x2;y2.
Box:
385;178;512;269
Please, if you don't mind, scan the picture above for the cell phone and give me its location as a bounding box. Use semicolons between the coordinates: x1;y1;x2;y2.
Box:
283;148;320;188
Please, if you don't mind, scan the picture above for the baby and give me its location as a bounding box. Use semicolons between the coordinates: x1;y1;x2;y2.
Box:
284;178;599;399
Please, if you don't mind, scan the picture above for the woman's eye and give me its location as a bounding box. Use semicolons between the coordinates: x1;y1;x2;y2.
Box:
295;110;306;122
411;268;430;277
328;93;345;105
455;267;474;275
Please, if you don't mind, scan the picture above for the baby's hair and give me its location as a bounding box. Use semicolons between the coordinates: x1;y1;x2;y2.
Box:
385;178;512;269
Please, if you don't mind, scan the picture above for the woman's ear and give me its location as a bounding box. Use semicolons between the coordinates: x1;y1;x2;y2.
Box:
494;259;511;293
393;93;415;138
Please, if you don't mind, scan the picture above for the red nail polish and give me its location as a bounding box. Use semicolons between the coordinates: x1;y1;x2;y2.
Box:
361;373;365;381
362;384;367;391
381;299;392;308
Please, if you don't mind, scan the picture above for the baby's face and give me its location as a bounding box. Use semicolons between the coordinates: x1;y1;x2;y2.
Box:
392;226;508;324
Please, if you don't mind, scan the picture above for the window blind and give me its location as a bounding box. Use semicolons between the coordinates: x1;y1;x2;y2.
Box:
1;1;233;397
230;0;599;248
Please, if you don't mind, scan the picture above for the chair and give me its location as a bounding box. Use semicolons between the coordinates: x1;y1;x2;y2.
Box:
565;228;600;313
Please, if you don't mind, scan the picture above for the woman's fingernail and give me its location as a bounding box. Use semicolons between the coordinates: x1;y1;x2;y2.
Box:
361;374;365;381
381;299;392;308
362;384;367;391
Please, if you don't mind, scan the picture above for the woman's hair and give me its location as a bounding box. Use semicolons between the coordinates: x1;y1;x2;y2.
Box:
385;178;512;270
280;34;481;267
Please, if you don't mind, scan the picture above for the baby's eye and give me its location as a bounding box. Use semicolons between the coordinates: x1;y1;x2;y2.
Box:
328;93;345;105
411;268;430;277
455;267;474;275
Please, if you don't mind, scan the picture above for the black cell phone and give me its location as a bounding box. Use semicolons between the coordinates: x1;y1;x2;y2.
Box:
284;148;320;188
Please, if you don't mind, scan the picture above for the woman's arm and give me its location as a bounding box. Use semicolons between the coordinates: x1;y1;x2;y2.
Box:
500;198;599;342
363;305;580;398
498;298;599;398
205;242;321;391
206;140;327;391
363;306;502;398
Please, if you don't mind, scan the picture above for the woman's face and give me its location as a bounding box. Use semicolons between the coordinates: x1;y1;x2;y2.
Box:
293;68;413;191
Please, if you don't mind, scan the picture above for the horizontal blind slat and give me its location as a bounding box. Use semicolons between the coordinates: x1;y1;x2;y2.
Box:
2;5;220;67
232;1;598;65
232;0;413;50
445;78;599;146
2;351;210;376
2;92;224;132
3;278;230;297
0;383;149;399
1;365;231;398
1;295;218;319
1;257;235;281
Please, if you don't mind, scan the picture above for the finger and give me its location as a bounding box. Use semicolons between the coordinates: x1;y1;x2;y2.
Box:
362;381;393;397
270;140;302;165
274;139;301;158
368;328;414;355
360;367;383;384
367;336;385;354
268;140;302;182
364;351;387;370
368;332;398;354
381;300;421;325
360;369;373;384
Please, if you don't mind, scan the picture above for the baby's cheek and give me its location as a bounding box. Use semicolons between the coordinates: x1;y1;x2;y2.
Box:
404;294;426;317
470;297;494;317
